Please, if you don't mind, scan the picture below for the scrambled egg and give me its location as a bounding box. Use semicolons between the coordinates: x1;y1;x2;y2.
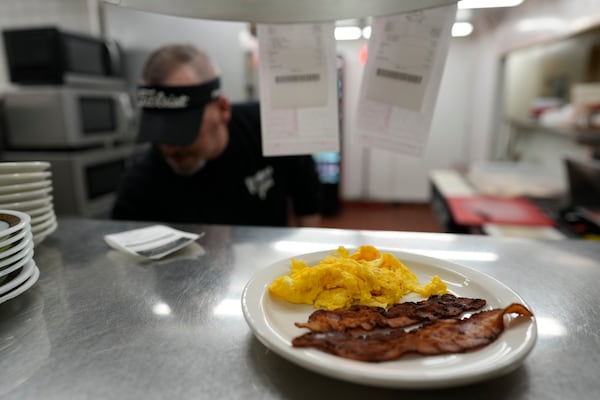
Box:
268;245;448;310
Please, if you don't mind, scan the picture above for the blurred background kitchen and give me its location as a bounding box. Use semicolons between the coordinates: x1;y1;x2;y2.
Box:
0;0;599;238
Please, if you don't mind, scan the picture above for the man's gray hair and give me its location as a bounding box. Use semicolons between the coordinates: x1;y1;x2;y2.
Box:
141;43;219;85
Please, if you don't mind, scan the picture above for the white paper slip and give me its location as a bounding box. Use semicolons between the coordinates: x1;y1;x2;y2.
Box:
356;3;456;156
257;22;340;156
104;225;204;260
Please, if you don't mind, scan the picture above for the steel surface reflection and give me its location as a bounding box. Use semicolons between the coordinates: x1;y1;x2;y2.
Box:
152;302;172;316
272;241;498;262
400;249;499;262
272;240;353;254
362;231;457;241
213;298;243;317
536;317;567;337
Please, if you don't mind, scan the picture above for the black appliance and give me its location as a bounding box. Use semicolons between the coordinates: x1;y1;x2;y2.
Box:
2;27;123;86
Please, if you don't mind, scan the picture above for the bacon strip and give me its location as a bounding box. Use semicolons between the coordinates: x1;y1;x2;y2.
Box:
292;303;533;362
295;294;486;332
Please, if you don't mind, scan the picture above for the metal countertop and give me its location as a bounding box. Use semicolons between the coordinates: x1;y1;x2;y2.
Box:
1;217;598;399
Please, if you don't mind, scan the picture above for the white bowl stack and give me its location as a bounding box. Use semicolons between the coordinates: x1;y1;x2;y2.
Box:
0;209;40;305
0;162;57;245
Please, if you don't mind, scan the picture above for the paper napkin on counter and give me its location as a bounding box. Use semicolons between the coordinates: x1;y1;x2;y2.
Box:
104;225;204;260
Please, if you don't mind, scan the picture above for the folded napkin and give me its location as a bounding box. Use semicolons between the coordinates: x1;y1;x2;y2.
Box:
104;225;204;260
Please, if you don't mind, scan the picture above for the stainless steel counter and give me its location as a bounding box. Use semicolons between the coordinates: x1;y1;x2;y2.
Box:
1;218;599;399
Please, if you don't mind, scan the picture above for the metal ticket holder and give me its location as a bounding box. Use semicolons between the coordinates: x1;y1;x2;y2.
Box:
101;0;458;22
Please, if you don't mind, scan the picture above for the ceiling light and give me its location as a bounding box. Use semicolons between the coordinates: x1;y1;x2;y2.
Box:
335;26;363;40
362;26;372;39
452;22;474;37
458;0;524;9
516;17;567;32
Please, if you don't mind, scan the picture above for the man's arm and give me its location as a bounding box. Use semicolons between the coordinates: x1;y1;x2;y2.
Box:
297;213;321;227
111;149;159;221
286;155;323;227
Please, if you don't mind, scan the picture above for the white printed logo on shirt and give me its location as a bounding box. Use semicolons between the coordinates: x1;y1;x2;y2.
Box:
245;166;274;200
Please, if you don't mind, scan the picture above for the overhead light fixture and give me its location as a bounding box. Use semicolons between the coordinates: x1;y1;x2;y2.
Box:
516;17;567;33
362;26;372;39
458;0;524;9
103;0;459;24
335;26;363;40
452;21;474;37
354;22;473;41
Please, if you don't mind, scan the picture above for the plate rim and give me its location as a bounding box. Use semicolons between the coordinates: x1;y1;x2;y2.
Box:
0;246;33;278
30;210;55;226
0;186;53;203
0;171;52;185
0;261;39;304
32;215;56;234
0;255;36;296
241;248;538;389
0;161;50;173
0;195;53;210
25;203;54;218
0;232;33;267
0;225;29;249
0;179;52;194
0;209;31;238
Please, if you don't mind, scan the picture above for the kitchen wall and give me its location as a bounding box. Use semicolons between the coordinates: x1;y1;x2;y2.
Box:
100;4;248;102
3;0;597;203
466;0;600;163
352;0;600;201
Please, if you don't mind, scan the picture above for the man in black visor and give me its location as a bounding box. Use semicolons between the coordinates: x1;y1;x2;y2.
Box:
112;44;321;227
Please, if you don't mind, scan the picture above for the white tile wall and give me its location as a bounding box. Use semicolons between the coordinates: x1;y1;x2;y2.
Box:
0;0;100;87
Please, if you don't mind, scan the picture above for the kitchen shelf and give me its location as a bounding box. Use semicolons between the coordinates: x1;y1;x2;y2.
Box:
508;117;600;146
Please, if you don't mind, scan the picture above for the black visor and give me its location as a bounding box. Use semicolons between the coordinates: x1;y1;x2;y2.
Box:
137;78;221;146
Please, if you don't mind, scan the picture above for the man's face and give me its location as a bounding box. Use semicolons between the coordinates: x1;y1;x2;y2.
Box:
157;65;230;175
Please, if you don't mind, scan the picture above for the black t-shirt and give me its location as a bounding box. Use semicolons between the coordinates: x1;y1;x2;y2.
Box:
112;102;321;226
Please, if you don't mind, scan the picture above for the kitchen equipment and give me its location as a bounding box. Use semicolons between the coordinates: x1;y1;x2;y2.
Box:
2;146;142;218
2;86;135;149
2;26;123;86
0;162;57;245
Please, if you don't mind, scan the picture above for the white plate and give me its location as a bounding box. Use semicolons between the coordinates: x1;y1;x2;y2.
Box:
32;215;56;235
0;195;53;211
0;162;50;174
0;186;52;204
0;172;51;186
0;247;33;278
0;256;36;296
33;220;57;245
0;260;38;303
0;179;51;195
0;233;33;267
23;203;54;218
0;225;29;251
30;210;55;226
241;249;538;389
0;209;31;238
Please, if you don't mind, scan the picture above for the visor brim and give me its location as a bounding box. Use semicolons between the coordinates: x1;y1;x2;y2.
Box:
137;107;205;146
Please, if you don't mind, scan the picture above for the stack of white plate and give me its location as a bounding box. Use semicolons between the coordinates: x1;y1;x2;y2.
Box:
0;209;40;305
0;162;57;245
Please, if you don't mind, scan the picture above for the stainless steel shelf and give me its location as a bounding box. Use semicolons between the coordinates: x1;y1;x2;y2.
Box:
103;0;457;23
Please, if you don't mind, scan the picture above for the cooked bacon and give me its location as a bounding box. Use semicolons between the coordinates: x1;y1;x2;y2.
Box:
292;303;533;362
295;294;486;332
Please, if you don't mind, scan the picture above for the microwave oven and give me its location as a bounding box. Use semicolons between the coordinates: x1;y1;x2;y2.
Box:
2;27;123;86
2;86;136;149
1;145;144;218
